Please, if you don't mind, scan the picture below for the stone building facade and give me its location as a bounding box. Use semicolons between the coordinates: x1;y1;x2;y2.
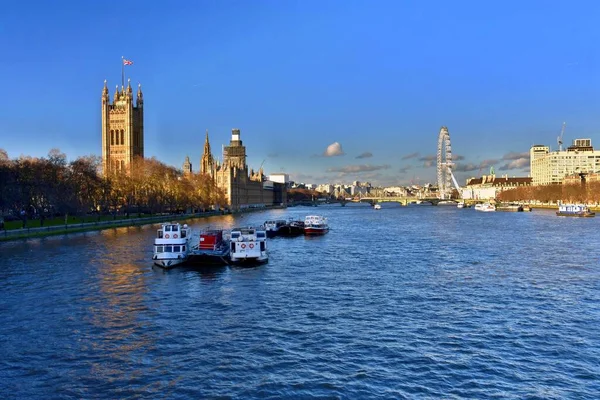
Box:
101;79;144;175
461;175;532;200
200;129;286;210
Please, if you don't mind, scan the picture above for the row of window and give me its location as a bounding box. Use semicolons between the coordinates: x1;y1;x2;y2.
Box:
155;245;185;253
111;130;125;145
113;160;125;171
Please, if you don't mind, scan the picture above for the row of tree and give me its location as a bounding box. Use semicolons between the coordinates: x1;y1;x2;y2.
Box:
496;182;600;204
0;149;226;220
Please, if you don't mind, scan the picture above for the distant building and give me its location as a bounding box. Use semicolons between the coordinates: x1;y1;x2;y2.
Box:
530;139;600;185
462;175;532;200
563;172;600;185
200;129;286;210
383;186;408;196
182;156;192;175
101;79;144;175
316;184;334;194
269;173;290;186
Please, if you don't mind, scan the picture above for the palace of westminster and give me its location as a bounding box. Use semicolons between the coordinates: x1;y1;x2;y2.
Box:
100;80;285;210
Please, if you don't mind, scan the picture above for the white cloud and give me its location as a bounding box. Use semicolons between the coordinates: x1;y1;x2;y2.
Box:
323;142;345;157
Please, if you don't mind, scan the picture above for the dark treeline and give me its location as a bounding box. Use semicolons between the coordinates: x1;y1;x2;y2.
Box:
0;148;226;221
497;182;600;204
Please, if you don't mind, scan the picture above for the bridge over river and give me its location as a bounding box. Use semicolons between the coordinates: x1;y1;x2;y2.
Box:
290;198;466;207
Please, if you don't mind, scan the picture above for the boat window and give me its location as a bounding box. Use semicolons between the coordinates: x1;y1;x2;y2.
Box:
257;232;265;238
231;232;240;239
165;246;172;252
165;226;171;232
157;231;163;238
181;230;186;238
174;245;181;252
156;246;163;252
182;246;186;251
172;225;178;231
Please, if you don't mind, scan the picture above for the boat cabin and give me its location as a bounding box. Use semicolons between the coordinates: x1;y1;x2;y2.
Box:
157;223;188;239
199;230;225;250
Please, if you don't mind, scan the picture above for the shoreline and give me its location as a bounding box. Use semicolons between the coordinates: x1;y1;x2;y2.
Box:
0;206;285;242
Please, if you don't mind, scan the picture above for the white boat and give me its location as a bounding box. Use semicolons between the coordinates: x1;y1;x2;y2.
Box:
229;226;268;264
414;200;433;206
457;202;465;209
437;200;457;206
373;204;381;210
153;222;193;268
264;219;287;238
304;215;329;235
474;203;496;212
556;204;595;217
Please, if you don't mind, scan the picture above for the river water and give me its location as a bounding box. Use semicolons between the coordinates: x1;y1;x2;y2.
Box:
1;204;599;399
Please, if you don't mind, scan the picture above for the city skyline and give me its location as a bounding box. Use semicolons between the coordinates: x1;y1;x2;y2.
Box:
1;1;600;186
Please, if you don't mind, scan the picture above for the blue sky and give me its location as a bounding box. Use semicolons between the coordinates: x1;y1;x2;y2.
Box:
1;0;600;186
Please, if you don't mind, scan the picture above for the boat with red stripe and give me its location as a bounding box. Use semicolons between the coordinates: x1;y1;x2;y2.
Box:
304;215;329;235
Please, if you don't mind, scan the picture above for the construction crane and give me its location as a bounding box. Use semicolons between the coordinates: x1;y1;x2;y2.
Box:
557;122;566;152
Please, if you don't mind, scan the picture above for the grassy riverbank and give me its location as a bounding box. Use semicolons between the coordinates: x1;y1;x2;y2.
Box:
0;206;285;242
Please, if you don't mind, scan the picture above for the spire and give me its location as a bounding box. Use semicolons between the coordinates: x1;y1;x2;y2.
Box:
127;78;132;94
200;130;214;176
204;129;211;154
136;83;143;106
102;80;109;101
114;84;119;101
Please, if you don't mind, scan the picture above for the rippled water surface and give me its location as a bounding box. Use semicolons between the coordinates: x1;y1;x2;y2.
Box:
1;205;599;399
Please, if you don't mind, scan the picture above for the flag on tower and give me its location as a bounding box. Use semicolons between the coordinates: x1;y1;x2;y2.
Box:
123;59;133;65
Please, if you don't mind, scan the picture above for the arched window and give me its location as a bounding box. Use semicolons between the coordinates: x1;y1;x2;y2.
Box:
110;130;114;146
120;160;125;170
121;130;125;145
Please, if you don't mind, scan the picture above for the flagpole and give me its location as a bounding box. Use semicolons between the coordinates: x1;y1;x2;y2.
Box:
121;56;124;89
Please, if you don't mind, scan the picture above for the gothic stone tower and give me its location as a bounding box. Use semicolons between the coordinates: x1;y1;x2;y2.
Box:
101;79;144;175
200;130;215;177
182;155;192;175
223;128;247;170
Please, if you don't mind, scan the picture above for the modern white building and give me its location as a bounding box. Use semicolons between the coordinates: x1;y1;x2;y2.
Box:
269;173;290;185
530;139;600;185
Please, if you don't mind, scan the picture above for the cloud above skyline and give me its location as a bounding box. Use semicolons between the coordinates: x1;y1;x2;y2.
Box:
323;142;345;157
419;154;436;168
326;164;390;174
502;151;529;160
355;152;373;159
402;152;419;160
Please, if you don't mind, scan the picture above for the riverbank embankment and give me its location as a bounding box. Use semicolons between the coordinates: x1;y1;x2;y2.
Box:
0;206;285;242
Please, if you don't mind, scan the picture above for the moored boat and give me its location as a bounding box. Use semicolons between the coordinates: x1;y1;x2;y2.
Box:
278;218;305;237
304;215;329;235
229;226;268;264
437;200;457;206
457;202;466;208
496;203;523;212
264;219;287;238
188;228;230;265
474;203;496;212
556;204;595;217
373;204;381;210
153;222;193;268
